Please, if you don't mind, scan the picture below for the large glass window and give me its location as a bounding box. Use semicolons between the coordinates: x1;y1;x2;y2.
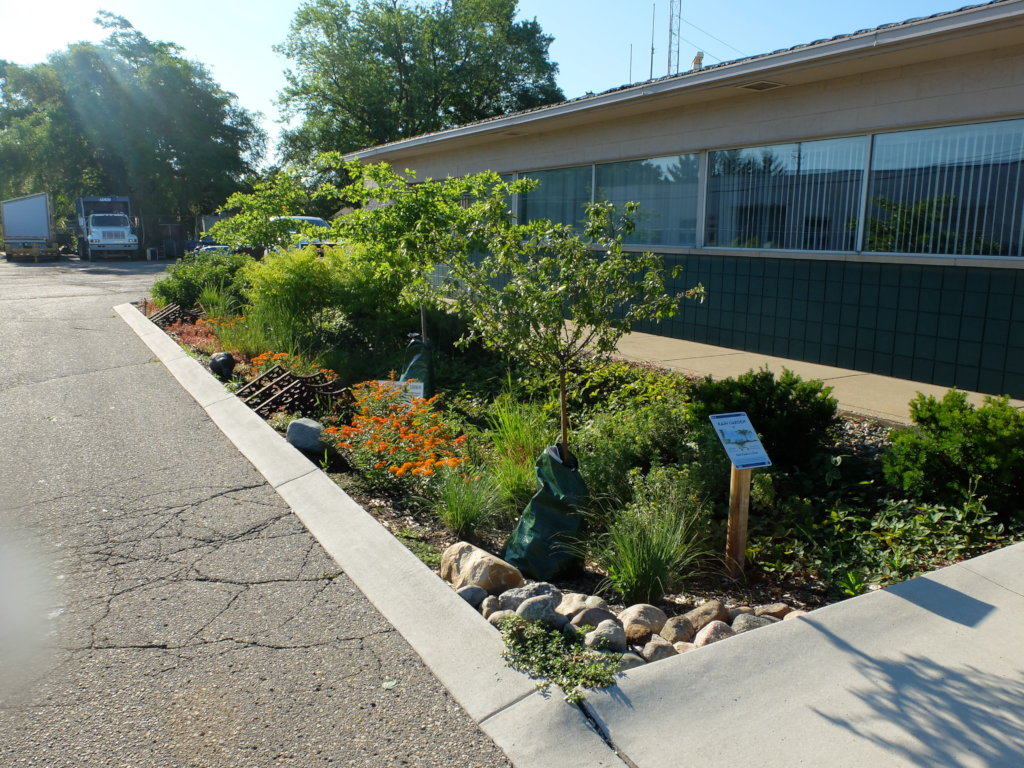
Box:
595;155;699;246
867;120;1024;257
705;137;867;250
519;166;592;229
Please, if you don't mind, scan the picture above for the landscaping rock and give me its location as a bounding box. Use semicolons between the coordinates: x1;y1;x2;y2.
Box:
479;595;500;619
208;351;236;381
728;606;755;621
440;542;524;594
498;582;562;612
660;615;696;644
619;604;668;644
555;592;589;618
784;609;808;621
754;602;793;619
487;610;515;627
517;595;564;629
673;642;696;654
641;635;678;663
286;418;324;453
583;595;609;611
732;614;779;633
571;607;619;630
457;585;487;609
693;620;735;647
683;599;730;633
616;652;647;672
584;620;628;653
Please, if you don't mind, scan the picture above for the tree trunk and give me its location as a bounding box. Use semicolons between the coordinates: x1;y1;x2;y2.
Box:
559;369;569;453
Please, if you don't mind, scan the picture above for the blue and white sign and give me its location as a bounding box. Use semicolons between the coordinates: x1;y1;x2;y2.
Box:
709;412;772;469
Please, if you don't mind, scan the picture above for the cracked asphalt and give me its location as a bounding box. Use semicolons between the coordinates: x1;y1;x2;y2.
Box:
0;260;511;767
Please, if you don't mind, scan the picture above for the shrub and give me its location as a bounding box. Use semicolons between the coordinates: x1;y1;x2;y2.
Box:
575;400;693;518
427;468;499;537
324;379;467;492
151;250;250;308
686;367;839;470
588;467;712;604
483;394;554;519
882;389;1024;520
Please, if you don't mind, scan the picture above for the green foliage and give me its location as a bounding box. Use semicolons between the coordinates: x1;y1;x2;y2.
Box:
483;394;554;518
883;390;1024;520
0;14;263;222
863;195;1001;256
275;0;563;160
427;468;499;537
499;615;619;704
151;249;251;309
575;401;693;518
687;367;838;471
209;170;323;250
587;467;712;604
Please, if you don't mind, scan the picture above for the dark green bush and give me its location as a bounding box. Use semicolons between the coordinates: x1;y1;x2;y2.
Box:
151;250;251;308
882;390;1024;520
686;367;839;470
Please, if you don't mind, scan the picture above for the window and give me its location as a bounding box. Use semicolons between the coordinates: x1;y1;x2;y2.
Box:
867;119;1024;256
706;137;866;250
595;155;699;246
520;166;592;229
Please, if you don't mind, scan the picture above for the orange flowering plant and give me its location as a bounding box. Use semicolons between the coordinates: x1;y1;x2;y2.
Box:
323;378;467;491
250;350;339;381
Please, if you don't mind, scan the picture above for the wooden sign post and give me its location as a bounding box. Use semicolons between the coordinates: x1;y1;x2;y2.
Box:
709;412;771;580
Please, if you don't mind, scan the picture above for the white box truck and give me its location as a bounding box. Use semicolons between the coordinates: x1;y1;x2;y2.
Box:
1;192;60;261
74;196;139;260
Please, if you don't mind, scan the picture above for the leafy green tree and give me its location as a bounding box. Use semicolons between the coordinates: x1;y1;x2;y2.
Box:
276;0;563;160
0;13;264;226
209;170;323;250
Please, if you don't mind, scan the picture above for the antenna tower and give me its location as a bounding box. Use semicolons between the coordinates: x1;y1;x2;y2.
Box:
668;0;681;75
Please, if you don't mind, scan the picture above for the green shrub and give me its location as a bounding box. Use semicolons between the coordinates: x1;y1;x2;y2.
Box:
686;367;839;470
483;394;554;519
575;400;693;518
151;250;250;308
588;467;712;604
428;468;499;537
882;389;1024;520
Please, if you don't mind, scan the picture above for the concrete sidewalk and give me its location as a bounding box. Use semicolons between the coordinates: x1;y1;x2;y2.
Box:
615;330;1024;424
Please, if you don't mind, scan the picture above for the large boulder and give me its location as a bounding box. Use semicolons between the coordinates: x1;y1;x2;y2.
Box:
286;418;324;453
440;542;524;594
619;604;668;644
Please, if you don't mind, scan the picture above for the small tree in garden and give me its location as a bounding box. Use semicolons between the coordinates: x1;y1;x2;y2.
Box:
447;202;705;451
209;169;322;251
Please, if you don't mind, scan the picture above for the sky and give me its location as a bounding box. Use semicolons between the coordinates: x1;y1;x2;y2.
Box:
4;0;982;162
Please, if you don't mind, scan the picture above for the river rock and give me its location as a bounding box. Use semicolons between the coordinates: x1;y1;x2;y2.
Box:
517;595;564;628
784;609;808;621
457;585;487;608
584;620;628;653
693;620;735;647
728;606;755;621
660;615;696;644
754;602;793;619
555;592;589;618
673;642;696;654
683;599;730;633
498;582;562;612
571;607;620;630
286;418;324;452
619;604;668;644
641;635;678;663
487;610;515;627
732;613;779;633
479;595;500;619
583;595;609;611
440;542;524;594
617;652;646;672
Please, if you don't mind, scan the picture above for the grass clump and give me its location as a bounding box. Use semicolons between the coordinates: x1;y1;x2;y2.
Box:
483;393;553;519
427;468;499;538
499;615;619;704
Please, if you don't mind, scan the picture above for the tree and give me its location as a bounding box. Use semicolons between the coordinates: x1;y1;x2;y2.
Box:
0;14;264;227
209;170;326;251
276;0;564;161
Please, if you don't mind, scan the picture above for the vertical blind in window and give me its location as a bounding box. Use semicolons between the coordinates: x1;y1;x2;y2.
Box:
520;166;592;230
705;137;867;250
595;155;699;246
867;120;1024;256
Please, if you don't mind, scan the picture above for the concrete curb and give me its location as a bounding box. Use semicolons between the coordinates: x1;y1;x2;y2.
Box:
114;303;626;768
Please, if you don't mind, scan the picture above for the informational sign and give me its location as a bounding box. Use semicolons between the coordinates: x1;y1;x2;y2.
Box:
709;412;772;469
376;379;426;400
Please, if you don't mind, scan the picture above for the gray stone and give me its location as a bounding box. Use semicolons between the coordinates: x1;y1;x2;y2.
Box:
693;620;736;647
516;595;562;628
285;417;324;453
728;606;755;621
479;595;500;619
487;610;516;627
683;599;730;633
583;595;609;611
731;613;779;633
640;635;678;663
754;602;793;619
584;620;628;653
555;592;589;618
616;652;647;672
571;607;620;630
208;351;236;380
619;604;668;644
440;542;524;594
457;585;487;609
673;641;696;654
660;615;696;644
498;582;562;612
